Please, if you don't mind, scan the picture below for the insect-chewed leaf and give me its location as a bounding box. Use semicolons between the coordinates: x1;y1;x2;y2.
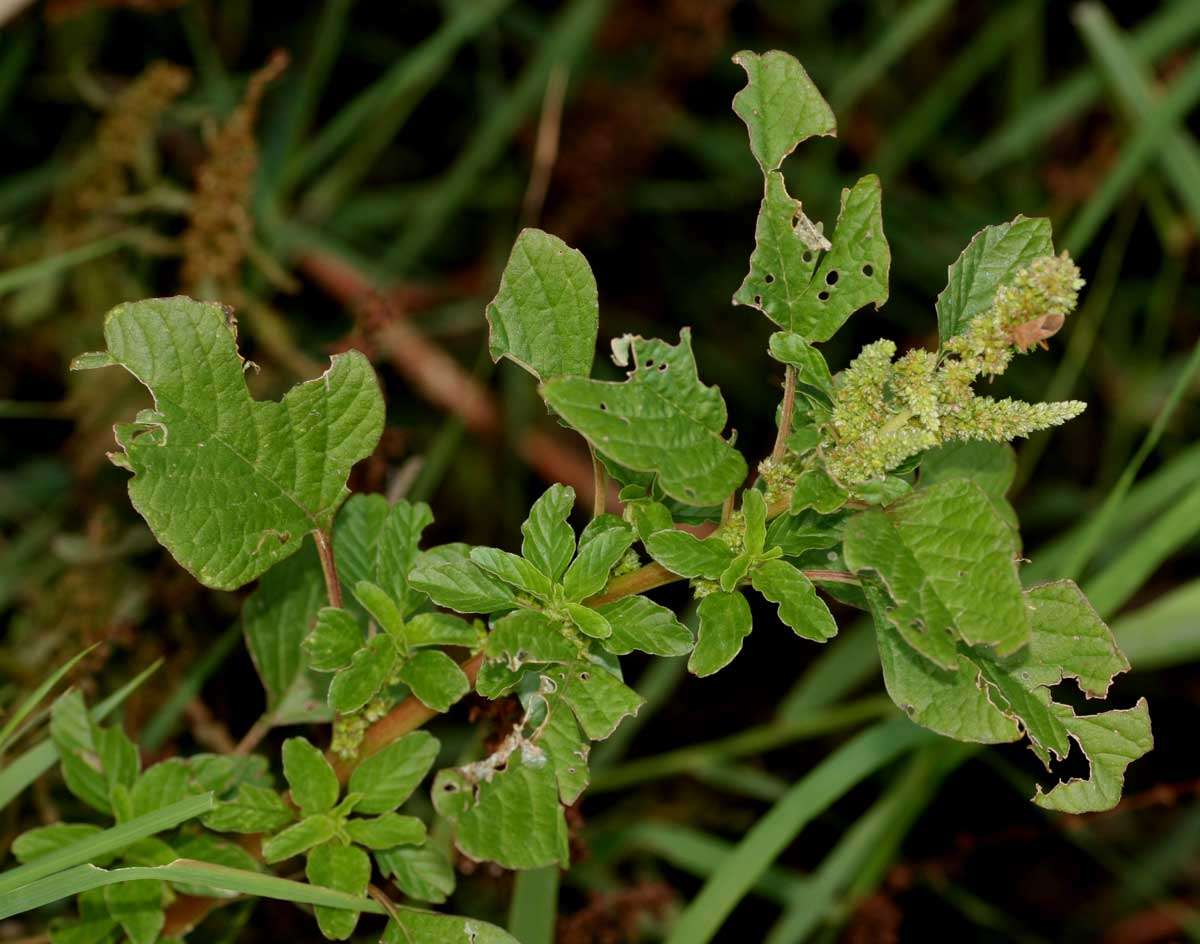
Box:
538;693;591;805
541;330;747;507
737;174;889;341
935;215;1053;344
688;591;753;677
732;49;835;175
306;841;370;940
550;661;644;740
396;649;470;712
433;751;569;870
597;595;693;657
750;559;837;642
843;479;1029;660
486;609;579;668
349;732;439;815
486;228;598;381
73;297;385;590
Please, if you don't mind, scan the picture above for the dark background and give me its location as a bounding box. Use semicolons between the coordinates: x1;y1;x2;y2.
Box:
2;1;1199;941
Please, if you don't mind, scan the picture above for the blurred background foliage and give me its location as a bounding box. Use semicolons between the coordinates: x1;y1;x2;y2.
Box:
2;1;1200;941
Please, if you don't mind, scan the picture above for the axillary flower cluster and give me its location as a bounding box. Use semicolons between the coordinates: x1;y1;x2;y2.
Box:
821;252;1086;486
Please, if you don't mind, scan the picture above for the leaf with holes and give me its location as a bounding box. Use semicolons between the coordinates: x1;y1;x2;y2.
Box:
486;228;598;381
542;330;747;506
72;297;384;590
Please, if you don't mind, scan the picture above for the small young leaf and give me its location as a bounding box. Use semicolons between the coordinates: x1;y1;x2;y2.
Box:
404;612;481;648
261;813;337;863
104;879;163;944
644;530;736;579
332;494;390;599
12;824;108;865
935;215;1053;344
742;488;768;556
345;812;427;849
767;332;833;394
731;49;836;174
395;649;470;713
765;509;845;556
486;610;579;668
626;498;674;541
349;731;439;815
378;500;436;617
751;559;837;641
565;602;612;640
552;662;644;740
304;608;363;672
202;783;295;834
375;844;455;904
50;692;112;814
328;635;397;713
486;228;599;381
790;468;848;514
597;595;693;656
95;724;139;806
719;553;753;592
306;841;371;940
352;580;405;637
86;297;384;590
408;544;516;614
281;738;339;816
469;547;554;599
561;519;636;602
542;330;747;506
689;591;753;677
130;759;195;818
521;484;577;582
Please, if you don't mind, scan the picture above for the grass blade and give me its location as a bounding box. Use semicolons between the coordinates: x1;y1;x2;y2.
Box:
507;866;559;944
664;719;930;944
0;645;96;755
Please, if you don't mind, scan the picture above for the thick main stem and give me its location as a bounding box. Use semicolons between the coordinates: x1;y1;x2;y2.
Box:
312;528;343;609
770;365;798;462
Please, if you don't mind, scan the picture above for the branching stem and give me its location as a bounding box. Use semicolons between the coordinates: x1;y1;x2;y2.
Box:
312;528;343;609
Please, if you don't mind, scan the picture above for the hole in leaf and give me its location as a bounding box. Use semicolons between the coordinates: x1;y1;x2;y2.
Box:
818;291;830;302
764;274;775;284
578;671;590;682
599;402;608;411
803;251;813;263
754;295;762;306
645;359;654;368
658;363;668;372
826;270;839;285
494;760;508;773
863;264;874;277
443;782;458;792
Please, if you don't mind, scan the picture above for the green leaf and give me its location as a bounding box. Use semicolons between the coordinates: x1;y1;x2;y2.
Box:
405;612;481;649
281;738;339;816
750;559;837;641
375;844;455;904
409;544;517;614
261;814;337;864
626;498;674;541
336;496;435;619
538;692;591;805
689;592;753;677
719;552;753;592
842;480;1029;662
562;517;636;602
345;812;426;849
542;330;747;506
521;484;577;582
103;879;163;944
381;909;520;944
95;724;139;807
332;493;389;601
475;661;525;699
486;228;598;381
353;580;405;637
767;332;833;395
395;649;470;713
742;489;768;556
565;602;612;640
470;547;554;599
486;610;579;668
168;833;262;896
349;731;439;815
919;441;1018;528
1018;581;1130;695
81;297;385;590
935;215;1053;344
731;49;835;174
735;174;890;342
243;542;330;726
644;530;736;579
764;509;845;556
306;842;371;940
130;760;195;819
328;635;397;713
597;595;693;657
433;751;569;870
790;468;848;514
552;662;644;740
12;824;108;865
304;607;363;671
49;692;112;814
50;888;117;944
202;784;295;834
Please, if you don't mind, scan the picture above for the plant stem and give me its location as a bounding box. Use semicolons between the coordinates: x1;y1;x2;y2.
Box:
589;444;607;518
312;529;343;609
770;365;798;462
